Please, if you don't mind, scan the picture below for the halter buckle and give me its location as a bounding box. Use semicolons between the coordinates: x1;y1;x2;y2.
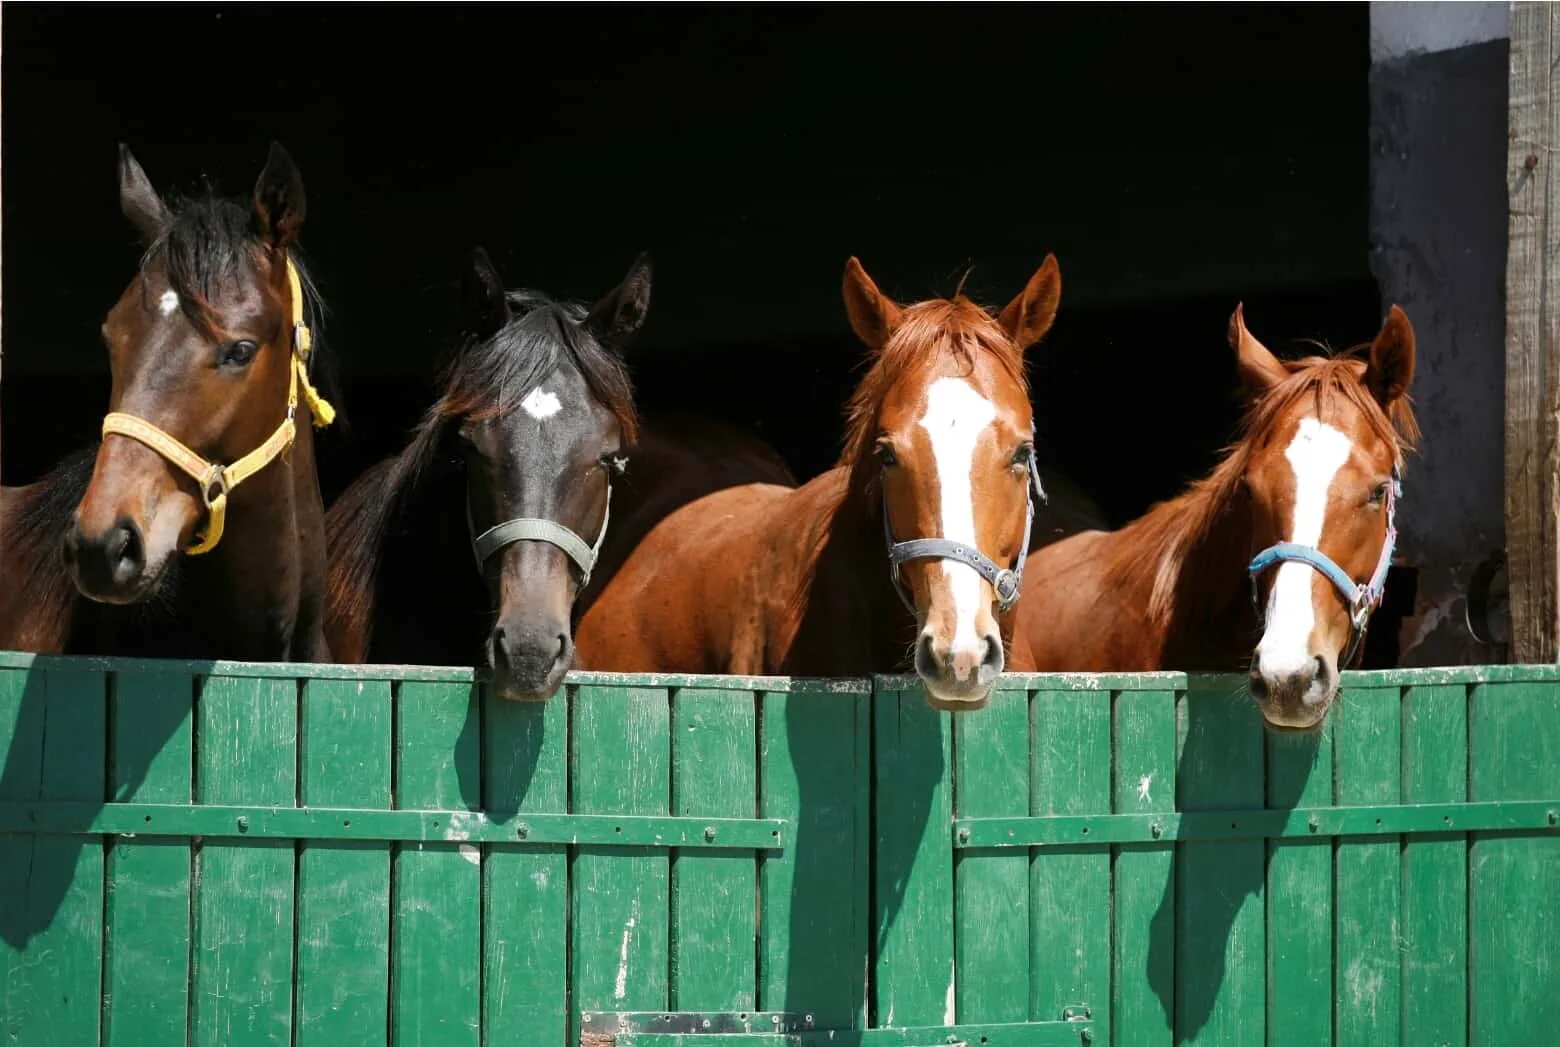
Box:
198;464;230;510
993;568;1021;610
1350;590;1373;632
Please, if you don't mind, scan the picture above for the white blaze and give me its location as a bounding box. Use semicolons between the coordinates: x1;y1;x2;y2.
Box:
918;377;997;663
1258;418;1352;678
158;290;179;316
521;387;562;420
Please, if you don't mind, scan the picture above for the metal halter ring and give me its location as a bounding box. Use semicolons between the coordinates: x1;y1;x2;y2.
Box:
198;465;231;510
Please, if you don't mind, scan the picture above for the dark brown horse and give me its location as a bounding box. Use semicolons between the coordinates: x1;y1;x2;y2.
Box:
576;257;1061;709
0;144;335;660
325;249;647;699
1010;305;1418;730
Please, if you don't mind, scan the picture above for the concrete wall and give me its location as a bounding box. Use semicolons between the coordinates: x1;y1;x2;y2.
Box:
1369;2;1511;663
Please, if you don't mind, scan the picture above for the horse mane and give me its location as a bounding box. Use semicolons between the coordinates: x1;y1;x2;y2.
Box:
1;447;97;640
1119;349;1420;629
143;193;339;408
326;291;638;646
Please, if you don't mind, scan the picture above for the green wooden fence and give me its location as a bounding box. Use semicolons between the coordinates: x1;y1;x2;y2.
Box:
1;652;1557;1045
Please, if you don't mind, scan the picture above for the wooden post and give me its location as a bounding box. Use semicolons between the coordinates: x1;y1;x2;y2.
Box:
1505;2;1560;662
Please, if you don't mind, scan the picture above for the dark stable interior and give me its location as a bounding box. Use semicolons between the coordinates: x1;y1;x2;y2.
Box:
1;6;1407;662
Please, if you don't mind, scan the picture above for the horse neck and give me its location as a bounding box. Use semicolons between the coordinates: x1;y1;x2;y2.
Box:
365;430;489;664
790;464;917;672
1113;475;1256;669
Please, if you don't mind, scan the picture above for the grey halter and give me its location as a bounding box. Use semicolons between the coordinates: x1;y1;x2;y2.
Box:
469;470;614;590
883;454;1047;615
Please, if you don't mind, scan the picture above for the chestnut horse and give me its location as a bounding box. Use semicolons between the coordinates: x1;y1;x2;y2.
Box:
1010;305;1418;730
325;249;647;699
0;143;335;659
577;257;1060;709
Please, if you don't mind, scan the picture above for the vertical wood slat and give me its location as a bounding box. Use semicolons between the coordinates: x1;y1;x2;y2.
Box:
571;684;672;1047
393;680;482;1046
670;687;757;1010
1110;687;1176;1047
872;685;954;1028
1174;678;1265;1047
296;679;391;1046
1468;680;1560;1044
758;687;870;1030
952;686;1030;1024
1028;687;1110;1038
482;687;568;1044
192;674;297;1047
1400;683;1468;1047
1;668;106;1047
1332;685;1404;1047
1505;2;1560;663
104;670;194;1047
1264;719;1333;1047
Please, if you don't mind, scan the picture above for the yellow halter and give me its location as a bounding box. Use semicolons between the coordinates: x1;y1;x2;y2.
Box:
99;258;336;555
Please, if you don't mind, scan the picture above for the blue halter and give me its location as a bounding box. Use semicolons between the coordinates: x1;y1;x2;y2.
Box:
1247;468;1400;667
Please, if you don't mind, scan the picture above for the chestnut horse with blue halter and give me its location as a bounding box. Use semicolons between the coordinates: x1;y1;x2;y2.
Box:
0;143;336;659
576;256;1059;709
325;248;649;700
1009;304;1418;730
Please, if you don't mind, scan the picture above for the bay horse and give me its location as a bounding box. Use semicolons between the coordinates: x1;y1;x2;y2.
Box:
325;249;647;700
1010;305;1418;730
0;143;336;660
576;256;1060;709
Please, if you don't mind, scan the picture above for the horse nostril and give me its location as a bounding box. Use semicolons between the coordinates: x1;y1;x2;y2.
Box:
915;633;938;676
1313;655;1329;685
553;633;572;671
1248;665;1270;702
981;635;1002;671
108;517;145;585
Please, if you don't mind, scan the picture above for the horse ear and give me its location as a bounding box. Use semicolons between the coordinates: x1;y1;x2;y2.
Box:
1228;303;1288;397
1365;305;1416;408
461;247;511;339
119;144;170;244
842;257;902;349
586;252;653;354
998;254;1062;352
251;141;307;249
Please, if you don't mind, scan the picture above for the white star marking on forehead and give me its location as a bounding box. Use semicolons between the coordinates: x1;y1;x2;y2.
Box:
158;290;179;317
521;387;563;421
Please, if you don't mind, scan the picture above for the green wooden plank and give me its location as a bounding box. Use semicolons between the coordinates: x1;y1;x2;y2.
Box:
1332;684;1403;1047
191;673;297;1047
393;679;482;1046
671;687;757;1010
1028;687;1109;1039
1264;716;1333;1047
952;687;1029;1024
483;686;569;1044
1469;680;1560;1044
1400;682;1467;1047
758;688;870;1029
572;684;672;1047
104;670;194;1047
2;668;107;1047
873;684;955;1028
1110;687;1175;1047
0;667;47;1043
1174;677;1265;1047
296;678;391;1046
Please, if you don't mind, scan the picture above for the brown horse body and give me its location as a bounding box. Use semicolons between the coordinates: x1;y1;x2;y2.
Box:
578;257;1062;707
1012;305;1418;729
0;145;332;661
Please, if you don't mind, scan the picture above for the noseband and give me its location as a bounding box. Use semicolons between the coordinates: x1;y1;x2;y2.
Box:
99;259;336;555
883;454;1047;615
1247;467;1400;667
468;457;622;590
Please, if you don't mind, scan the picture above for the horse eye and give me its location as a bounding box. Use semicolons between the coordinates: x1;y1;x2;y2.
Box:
601;452;629;475
1368;482;1388;506
876;442;899;467
1011;443;1035;468
220;340;259;367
